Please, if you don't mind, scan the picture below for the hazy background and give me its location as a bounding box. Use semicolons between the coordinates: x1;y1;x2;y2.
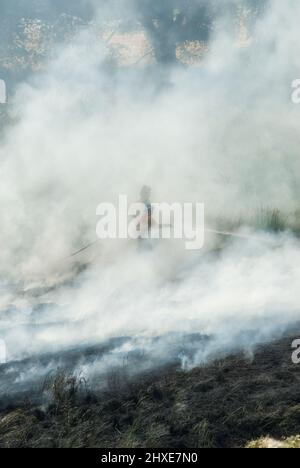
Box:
0;0;300;396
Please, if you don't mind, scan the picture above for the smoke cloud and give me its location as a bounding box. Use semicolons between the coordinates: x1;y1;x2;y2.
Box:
0;0;300;398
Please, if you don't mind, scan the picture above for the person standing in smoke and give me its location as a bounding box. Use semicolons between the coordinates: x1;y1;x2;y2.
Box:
137;185;153;237
136;186;172;245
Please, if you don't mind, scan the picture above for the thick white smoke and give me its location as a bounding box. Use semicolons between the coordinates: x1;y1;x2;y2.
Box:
1;0;300;395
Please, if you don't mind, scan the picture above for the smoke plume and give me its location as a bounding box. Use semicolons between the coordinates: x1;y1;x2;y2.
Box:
0;0;300;397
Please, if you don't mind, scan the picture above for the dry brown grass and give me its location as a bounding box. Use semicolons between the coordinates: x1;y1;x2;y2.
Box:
247;436;300;449
1;332;300;448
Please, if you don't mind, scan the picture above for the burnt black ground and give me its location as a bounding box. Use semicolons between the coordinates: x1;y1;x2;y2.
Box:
1;329;300;448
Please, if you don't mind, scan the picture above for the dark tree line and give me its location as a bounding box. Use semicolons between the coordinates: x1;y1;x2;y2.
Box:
0;0;269;68
133;0;269;64
133;0;213;64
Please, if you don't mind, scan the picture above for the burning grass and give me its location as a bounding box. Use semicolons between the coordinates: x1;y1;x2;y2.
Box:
1;331;300;448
